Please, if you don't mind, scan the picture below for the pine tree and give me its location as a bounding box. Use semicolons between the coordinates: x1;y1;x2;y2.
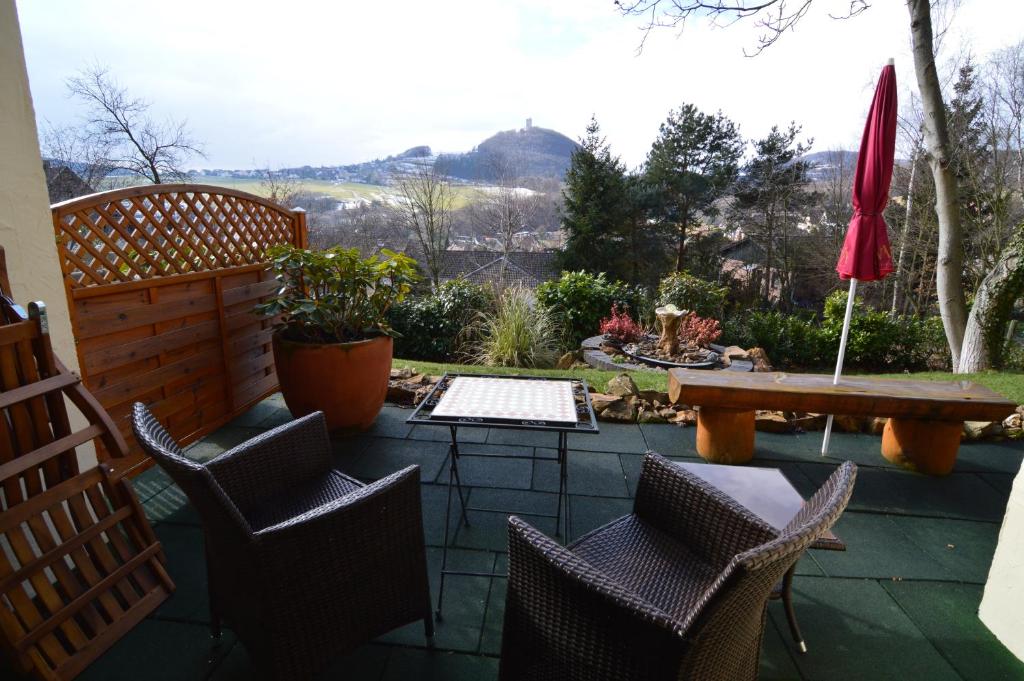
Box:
559;117;630;276
645;104;743;272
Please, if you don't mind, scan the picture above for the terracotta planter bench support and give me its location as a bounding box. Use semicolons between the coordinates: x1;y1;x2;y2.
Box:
668;369;1016;475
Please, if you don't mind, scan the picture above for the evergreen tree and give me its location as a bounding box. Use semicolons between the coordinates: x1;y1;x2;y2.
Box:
645;104;743;272
559;117;630;275
730;123;814;307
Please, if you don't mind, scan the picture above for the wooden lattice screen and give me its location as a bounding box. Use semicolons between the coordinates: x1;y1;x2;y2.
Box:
51;184;307;476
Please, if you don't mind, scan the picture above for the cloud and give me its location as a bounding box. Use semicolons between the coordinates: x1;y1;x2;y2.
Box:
16;0;1021;170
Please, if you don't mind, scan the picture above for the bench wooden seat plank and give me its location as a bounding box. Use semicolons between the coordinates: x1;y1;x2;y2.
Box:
668;369;1017;475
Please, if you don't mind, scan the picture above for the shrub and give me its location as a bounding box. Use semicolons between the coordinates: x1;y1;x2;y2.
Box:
679;313;722;347
257;245;417;344
465;286;561;368
389;279;493;361
599;305;645;344
721;293;950;371
536;271;650;349
657;271;728;318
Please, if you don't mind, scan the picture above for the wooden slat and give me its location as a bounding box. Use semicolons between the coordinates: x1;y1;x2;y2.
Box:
221;278;277;308
82;319;220;375
0;373;78;412
92;349;222;406
668;369;1018;421
0;425;101;483
74;295;219;339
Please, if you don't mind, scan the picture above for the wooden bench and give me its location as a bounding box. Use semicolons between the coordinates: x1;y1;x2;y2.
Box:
668;369;1017;475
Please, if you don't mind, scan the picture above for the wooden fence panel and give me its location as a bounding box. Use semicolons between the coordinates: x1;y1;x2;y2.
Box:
51;185;306;476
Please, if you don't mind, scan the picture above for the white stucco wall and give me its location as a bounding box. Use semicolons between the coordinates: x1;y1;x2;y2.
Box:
980;466;1024;661
1;0;95;468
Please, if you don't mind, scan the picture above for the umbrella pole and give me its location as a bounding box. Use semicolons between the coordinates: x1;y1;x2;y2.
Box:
822;278;858;455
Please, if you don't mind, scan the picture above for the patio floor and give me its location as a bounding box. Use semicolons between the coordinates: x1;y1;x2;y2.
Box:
78;394;1024;681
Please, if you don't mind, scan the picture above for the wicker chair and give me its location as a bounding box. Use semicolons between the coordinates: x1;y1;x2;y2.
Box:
500;452;856;681
131;403;433;681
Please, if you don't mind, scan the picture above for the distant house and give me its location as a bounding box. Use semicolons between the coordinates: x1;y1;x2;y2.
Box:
439;250;559;289
720;235;832;306
43;162;94;204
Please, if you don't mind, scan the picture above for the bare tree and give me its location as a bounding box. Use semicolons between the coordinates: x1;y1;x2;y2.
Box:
257;167;303;208
470;157;540;268
38;120;114;189
393;168;456;289
65;64;203;184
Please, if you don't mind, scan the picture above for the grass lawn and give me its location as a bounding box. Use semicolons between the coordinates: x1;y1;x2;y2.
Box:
393;358;1024;405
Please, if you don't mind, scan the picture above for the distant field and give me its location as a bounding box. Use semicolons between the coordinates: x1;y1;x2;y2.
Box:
184;174;481;208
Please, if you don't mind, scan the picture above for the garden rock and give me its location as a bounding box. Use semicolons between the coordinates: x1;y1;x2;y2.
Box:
964;420;1003;441
658;408;677;420
606;373;639;397
589;393;621;414
601;399;638;423
673;409;697;426
390;367;414;380
755;411;793;434
638;390;671;406
832;414;865;433
1003;410;1023;439
747;347;773;372
638;407;667;424
791;412;828;431
556;351;580;370
868;417;889;435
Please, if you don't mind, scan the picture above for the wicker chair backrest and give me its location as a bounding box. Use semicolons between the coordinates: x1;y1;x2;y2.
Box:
678;461;857;680
131;402;252;536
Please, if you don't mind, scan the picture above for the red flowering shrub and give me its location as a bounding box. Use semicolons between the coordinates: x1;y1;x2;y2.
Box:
679;313;722;347
599;305;644;344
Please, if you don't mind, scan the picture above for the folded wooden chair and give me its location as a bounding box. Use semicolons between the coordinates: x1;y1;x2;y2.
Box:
0;250;173;680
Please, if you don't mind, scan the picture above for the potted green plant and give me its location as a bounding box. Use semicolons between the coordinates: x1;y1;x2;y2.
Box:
257;245;417;432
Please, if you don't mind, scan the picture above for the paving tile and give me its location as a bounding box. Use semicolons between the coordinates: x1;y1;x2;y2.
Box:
759;615;804;680
480;571;507;656
954;439;1024;475
978;472;1015;498
381;647;499;681
144;484;200;526
453;488;559;551
639;422;699;458
568;495;632;540
487;427;561;448
454;453;534;489
770;576;961;681
421;482;464;547
334;438;448;482
357;405;415;440
211;640;391;681
380;548;494;653
809;512;955;581
128;465;174;502
798;462;1010;522
152;523;209;622
620;453;644;495
568;422;648;454
194;426;265;455
75;619;234;681
533;448;630;498
881;580;1024;681
224;398;286;429
754;431;837;464
890;516;1000;584
408;424;489;444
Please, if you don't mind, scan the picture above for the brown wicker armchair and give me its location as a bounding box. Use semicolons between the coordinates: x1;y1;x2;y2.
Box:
500;452;856;681
131;403;433;681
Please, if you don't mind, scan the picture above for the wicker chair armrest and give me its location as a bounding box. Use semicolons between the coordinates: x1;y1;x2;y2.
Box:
634;452;776;568
206;412;332;513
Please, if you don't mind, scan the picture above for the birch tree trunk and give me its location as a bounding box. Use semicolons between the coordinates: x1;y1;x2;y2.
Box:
958;227;1024;372
906;0;969;369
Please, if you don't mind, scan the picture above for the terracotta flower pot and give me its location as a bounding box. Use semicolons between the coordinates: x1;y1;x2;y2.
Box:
272;331;392;433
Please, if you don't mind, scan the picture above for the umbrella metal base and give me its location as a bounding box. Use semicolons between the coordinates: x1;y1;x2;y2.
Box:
881;418;962;475
696;407;755;464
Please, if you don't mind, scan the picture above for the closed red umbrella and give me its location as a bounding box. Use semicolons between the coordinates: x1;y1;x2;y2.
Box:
823;60;898;456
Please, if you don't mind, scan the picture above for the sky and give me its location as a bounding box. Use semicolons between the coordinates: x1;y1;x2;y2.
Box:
15;0;1024;172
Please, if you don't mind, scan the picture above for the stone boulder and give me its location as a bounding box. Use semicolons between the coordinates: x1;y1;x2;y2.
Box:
601;398;638;423
589;393;621;415
791;412;828;432
673;409;698;426
964;420;1003;441
556;351;581;370
638;407;667;424
638;390;671;407
606;373;639;397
